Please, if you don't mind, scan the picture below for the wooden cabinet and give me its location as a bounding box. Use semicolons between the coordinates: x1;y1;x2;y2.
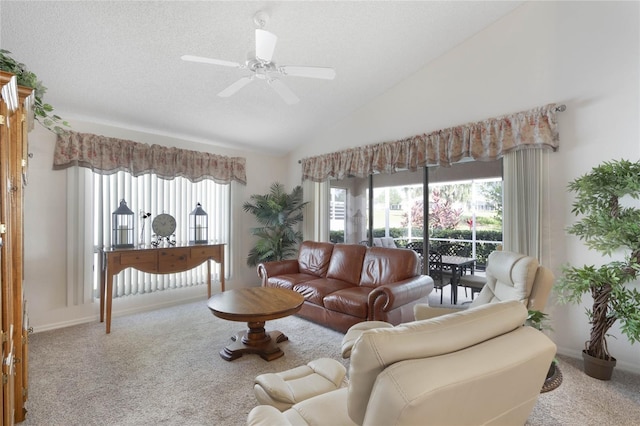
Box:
0;70;33;424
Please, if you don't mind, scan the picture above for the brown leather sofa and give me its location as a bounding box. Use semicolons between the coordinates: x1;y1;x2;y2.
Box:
256;241;434;333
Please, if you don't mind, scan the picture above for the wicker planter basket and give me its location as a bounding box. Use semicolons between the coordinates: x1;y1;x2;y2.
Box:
541;362;563;393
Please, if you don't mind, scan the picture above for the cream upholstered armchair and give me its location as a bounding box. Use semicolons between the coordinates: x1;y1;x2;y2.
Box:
413;250;554;320
341;250;554;358
248;301;556;426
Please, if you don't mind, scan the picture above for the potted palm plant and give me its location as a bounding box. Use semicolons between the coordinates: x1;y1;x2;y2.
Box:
556;159;640;380
243;182;308;267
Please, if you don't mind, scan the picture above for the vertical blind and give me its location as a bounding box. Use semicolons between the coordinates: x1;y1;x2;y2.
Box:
84;170;230;300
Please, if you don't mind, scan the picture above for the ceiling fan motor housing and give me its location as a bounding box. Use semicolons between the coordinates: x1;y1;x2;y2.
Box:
247;59;276;79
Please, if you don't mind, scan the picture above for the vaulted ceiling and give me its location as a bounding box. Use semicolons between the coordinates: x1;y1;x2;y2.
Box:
1;1;523;155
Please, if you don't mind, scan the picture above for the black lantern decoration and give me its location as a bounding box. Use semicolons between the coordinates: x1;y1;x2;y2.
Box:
112;199;135;248
189;202;208;244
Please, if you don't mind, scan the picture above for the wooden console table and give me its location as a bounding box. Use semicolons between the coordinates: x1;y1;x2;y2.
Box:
99;243;225;333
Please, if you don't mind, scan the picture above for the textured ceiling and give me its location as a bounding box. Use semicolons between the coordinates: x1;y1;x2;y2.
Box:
1;1;523;155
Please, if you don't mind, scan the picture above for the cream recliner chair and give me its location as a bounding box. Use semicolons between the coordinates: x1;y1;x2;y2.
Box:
414;250;554;319
248;301;556;426
341;250;554;358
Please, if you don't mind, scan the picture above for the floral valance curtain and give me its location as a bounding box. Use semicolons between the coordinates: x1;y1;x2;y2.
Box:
301;103;560;182
53;131;247;185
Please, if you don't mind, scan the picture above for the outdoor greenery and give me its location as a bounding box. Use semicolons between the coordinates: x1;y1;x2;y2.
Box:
243;183;308;267
0;49;70;134
401;188;464;233
555;159;640;362
330;178;503;268
400;184;502;235
329;228;502;267
480;181;503;221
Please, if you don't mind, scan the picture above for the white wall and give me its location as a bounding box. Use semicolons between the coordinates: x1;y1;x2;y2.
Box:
24;120;288;331
288;1;640;372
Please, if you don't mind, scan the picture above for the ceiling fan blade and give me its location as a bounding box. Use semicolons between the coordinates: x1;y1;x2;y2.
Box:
217;77;253;97
255;29;277;62
268;79;299;105
181;55;240;68
280;65;336;80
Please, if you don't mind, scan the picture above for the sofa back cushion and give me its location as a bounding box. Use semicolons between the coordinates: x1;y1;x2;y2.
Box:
359;247;420;287
297;241;334;277
326;244;367;285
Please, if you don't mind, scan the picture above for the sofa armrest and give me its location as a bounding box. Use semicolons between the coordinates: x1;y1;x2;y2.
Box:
247;405;292;426
367;275;434;319
257;260;300;284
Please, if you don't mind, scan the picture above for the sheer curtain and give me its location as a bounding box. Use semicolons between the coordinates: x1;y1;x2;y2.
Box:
302;179;330;242
502;148;550;263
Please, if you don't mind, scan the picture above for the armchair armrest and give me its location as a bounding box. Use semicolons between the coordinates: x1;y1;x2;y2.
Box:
367;275;434;319
247;405;292;426
257;260;300;284
341;321;394;358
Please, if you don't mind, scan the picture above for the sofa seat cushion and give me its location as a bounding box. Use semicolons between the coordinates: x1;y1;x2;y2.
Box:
323;287;371;319
266;274;318;291
293;278;353;306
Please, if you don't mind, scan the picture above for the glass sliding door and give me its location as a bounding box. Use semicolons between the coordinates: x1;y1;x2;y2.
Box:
369;169;423;247
328;160;503;264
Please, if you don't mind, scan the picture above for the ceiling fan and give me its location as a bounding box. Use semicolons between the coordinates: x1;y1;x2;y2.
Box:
181;11;336;104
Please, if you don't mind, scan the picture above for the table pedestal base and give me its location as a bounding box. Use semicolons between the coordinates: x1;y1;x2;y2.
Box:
220;321;289;361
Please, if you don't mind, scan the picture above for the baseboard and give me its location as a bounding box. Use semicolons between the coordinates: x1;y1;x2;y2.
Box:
31;295;206;333
556;345;640;375
32;315;99;333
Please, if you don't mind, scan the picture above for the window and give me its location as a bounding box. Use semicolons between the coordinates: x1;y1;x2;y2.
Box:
67;168;230;306
328;161;503;267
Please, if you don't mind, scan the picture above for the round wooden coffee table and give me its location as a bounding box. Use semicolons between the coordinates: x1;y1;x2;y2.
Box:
207;287;304;361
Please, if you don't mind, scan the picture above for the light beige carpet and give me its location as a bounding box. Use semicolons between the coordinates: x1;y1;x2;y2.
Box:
23;300;347;425
21;290;640;425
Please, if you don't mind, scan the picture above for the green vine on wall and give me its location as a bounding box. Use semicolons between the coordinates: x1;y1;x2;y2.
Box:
0;49;70;134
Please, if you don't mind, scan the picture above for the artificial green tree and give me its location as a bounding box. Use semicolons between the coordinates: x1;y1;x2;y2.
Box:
556;159;640;365
243;182;308;267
